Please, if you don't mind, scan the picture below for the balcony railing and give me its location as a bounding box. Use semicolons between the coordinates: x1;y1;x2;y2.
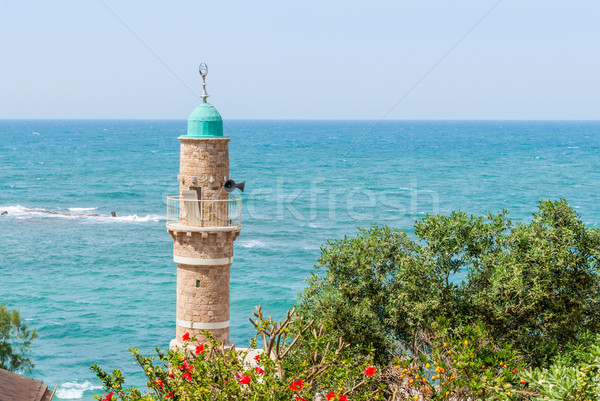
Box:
166;196;241;230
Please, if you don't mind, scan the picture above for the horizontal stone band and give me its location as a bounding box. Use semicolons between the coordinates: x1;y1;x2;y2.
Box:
174;255;233;266
177;318;230;330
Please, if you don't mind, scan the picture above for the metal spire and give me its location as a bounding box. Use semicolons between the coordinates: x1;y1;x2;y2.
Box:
199;63;209;103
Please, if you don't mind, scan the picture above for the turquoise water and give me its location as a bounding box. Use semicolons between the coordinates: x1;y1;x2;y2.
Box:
1;120;600;399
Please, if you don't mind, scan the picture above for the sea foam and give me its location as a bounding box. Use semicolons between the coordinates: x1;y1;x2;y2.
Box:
55;381;102;399
68;207;99;212
238;239;267;248
0;205;164;223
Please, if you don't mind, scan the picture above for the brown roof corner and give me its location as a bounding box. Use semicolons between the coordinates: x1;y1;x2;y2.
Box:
0;368;55;401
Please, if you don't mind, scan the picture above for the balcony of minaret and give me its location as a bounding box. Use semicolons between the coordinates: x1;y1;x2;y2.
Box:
166;195;242;233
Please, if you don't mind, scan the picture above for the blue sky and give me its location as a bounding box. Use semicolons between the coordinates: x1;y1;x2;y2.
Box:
1;1;599;119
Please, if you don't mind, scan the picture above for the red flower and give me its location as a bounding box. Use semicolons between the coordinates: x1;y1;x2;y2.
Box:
295;396;307;401
182;332;190;341
168;373;174;379
326;391;337;401
254;354;261;361
339;395;348;401
255;367;265;375
154;378;164;388
101;393;113;401
166;392;173;398
289;379;304;391
196;344;205;355
239;374;251;385
183;371;192;381
364;366;376;377
180;359;194;371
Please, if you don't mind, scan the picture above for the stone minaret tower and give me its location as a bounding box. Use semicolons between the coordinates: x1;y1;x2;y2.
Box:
167;66;241;348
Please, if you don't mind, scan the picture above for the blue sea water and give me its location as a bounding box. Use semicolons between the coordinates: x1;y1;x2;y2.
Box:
1;119;600;399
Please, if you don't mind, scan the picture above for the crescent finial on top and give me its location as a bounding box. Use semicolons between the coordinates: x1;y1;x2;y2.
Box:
199;63;209;103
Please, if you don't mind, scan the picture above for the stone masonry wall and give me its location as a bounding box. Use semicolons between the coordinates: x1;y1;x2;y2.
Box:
172;231;235;259
179;138;230;201
176;263;230;343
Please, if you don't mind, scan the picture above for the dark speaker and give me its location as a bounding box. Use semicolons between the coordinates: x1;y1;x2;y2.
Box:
224;179;245;193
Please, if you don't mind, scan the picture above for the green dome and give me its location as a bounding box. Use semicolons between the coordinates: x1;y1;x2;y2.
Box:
183;103;224;138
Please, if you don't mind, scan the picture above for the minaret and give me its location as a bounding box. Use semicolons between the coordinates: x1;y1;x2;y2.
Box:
167;64;241;347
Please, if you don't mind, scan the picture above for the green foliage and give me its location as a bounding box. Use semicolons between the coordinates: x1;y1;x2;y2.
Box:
91;308;382;401
386;320;528;400
467;199;600;366
0;304;38;373
426;321;526;400
298;199;600;367
522;334;600;400
299;225;419;361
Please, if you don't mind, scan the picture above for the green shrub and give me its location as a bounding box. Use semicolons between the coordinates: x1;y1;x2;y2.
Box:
0;304;37;373
522;334;600;400
466;199;600;366
298;199;600;367
386;320;528;400
91;307;383;401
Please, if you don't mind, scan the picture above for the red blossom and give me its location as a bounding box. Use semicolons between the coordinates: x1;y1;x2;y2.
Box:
166;392;173;398
255;367;264;375
339;395;348;401
364;366;376;377
254;354;260;361
295;396;307;401
154;378;164;388
196;344;205;355
239;374;251;385
168;373;174;379
289;379;304;391
181;360;194;371
183;372;192;382
182;332;190;341
326;391;337;401
101;393;114;401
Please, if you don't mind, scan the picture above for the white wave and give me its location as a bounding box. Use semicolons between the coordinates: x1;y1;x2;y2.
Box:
0;205;164;223
55;381;102;399
238;239;266;248
0;205;28;216
68;207;98;212
111;214;164;222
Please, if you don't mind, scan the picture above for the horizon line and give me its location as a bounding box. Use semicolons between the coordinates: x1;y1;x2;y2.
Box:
2;118;600;122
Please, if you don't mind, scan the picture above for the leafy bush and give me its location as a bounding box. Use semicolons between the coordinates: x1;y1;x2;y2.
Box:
0;304;37;372
298;199;600;367
466;199;600;366
91;307;383;401
383;320;529;400
522;334;600;400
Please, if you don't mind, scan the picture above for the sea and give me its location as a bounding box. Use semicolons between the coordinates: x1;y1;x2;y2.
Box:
1;119;599;399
